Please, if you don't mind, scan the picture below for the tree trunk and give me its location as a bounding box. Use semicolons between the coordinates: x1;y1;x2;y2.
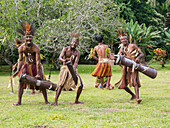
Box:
0;54;12;67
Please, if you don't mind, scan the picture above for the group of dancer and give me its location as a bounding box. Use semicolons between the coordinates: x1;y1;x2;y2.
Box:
12;22;145;106
91;33;144;104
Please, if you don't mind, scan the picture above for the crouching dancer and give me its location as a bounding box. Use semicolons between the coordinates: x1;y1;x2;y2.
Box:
54;33;83;106
12;22;50;106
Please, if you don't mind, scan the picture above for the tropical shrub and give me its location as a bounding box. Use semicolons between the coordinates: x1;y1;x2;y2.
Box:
153;48;167;67
126;19;160;47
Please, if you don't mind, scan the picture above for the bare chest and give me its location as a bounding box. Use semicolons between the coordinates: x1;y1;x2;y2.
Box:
23;48;36;63
65;49;77;58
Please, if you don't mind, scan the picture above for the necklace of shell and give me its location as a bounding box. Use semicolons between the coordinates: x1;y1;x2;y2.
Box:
25;43;33;63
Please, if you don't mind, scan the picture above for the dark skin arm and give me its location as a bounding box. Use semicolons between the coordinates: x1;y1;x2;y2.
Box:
13;48;24;78
73;50;80;70
58;48;67;65
118;47;123;55
92;47;98;61
35;48;41;79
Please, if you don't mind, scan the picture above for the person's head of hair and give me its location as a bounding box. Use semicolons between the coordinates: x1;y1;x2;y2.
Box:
70;33;81;49
94;34;104;43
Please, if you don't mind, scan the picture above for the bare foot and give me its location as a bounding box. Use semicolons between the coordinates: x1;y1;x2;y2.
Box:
105;86;109;88
45;102;52;105
75;101;84;104
105;87;110;90
129;95;136;100
12;102;21;106
94;83;99;88
106;86;114;90
136;99;142;104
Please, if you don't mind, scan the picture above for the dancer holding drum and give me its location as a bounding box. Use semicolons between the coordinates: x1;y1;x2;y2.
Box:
115;28;145;104
12;22;50;106
54;33;84;106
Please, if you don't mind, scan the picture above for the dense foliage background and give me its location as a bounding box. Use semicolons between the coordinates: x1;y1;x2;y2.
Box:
0;0;169;69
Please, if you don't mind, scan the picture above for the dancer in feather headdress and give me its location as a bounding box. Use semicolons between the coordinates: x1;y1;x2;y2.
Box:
115;27;144;104
12;22;50;106
54;33;84;106
13;38;46;94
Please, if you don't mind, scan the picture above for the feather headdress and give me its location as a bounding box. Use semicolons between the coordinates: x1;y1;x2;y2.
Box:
17;22;36;37
117;27;127;39
70;33;81;41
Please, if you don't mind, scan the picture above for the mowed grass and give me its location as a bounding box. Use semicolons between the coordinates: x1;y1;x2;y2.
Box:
0;64;170;128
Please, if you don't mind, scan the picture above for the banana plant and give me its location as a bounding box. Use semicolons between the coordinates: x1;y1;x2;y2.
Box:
126;19;143;44
126;19;161;47
165;30;170;43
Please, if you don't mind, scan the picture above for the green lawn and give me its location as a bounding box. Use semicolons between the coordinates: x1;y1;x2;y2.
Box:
0;64;169;128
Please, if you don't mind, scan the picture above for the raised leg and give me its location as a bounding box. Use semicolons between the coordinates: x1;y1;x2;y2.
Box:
134;85;142;104
124;87;136;100
13;82;24;106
